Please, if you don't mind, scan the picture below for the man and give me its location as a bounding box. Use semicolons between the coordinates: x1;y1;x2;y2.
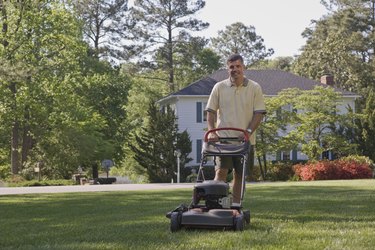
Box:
205;54;266;206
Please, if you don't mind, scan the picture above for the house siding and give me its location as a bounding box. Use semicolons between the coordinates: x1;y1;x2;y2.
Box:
174;97;208;166
169;95;357;166
158;70;360;165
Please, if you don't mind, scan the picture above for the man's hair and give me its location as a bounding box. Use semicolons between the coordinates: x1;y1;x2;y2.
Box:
227;54;244;64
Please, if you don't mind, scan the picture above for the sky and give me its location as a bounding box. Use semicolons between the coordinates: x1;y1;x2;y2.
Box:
195;0;329;58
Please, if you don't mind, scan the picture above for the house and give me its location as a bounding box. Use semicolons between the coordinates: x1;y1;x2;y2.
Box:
157;69;361;166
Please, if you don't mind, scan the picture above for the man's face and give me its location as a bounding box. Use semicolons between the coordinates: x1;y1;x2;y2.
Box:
227;59;244;80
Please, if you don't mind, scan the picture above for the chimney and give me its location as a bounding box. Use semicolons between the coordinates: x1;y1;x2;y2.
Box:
320;74;334;86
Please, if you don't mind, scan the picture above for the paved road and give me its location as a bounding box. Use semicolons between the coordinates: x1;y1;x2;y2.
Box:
0;183;195;195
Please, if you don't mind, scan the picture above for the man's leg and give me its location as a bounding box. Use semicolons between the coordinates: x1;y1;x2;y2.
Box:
214;167;228;182
232;169;242;203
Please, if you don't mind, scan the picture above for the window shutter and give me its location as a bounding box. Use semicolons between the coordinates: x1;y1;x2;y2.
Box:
292;149;297;161
196;139;202;163
196;102;202;123
276;151;281;161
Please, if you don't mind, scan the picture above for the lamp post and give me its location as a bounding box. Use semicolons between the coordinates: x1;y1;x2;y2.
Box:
174;149;181;183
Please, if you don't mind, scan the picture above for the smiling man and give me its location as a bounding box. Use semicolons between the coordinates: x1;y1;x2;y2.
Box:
205;54;267;206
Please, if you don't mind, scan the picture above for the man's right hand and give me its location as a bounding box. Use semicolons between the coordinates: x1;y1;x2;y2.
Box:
207;132;219;142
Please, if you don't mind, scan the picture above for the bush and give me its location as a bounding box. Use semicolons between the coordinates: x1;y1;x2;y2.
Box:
266;161;295;181
0;165;11;180
6;178;75;187
293;158;373;181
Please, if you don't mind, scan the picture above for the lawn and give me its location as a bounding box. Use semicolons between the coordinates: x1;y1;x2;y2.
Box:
1;179;374;250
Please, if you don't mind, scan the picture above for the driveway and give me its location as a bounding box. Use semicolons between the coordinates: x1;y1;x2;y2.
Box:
0;183;195;195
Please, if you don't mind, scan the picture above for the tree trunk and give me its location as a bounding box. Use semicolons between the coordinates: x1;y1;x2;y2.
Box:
92;162;98;179
258;156;265;180
21;125;32;166
247;146;255;178
11;120;20;174
263;153;268;175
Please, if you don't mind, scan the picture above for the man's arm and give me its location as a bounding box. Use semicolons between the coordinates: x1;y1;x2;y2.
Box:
206;110;216;131
206;110;218;140
247;112;264;135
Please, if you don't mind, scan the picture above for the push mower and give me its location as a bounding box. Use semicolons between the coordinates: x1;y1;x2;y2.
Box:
166;127;251;232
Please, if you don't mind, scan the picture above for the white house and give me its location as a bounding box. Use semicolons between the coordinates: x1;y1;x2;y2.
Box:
157;69;361;167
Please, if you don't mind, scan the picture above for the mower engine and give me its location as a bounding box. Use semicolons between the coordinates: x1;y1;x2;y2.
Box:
193;180;232;209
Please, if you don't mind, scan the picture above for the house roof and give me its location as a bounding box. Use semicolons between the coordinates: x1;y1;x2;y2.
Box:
159;69;360;102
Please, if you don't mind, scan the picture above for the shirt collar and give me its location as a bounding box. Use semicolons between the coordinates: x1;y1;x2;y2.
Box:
228;78;249;87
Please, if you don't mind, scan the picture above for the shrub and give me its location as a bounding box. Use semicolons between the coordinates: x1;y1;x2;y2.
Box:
6;178;75;187
266;161;295;181
293;158;373;181
0;165;11;180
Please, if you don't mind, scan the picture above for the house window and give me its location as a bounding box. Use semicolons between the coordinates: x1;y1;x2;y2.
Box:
196;102;207;123
322;150;330;160
196;139;202;163
282;151;290;161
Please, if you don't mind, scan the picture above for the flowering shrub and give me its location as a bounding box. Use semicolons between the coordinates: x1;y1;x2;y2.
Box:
293;158;373;181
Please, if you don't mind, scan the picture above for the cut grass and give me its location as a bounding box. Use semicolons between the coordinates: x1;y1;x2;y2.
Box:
1;179;374;249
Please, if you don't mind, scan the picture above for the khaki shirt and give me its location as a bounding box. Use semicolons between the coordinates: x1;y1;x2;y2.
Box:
206;78;266;145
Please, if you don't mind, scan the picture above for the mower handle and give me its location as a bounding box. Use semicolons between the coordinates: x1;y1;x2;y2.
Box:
204;127;249;142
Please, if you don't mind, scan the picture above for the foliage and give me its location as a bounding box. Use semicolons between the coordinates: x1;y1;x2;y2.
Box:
72;0;135;62
210;22;274;67
172;41;222;88
77;67;132;164
256;91;296;178
292;1;375;162
129;0;209;92
0;0;90;174
293;158;373;181
129;103;192;183
0;165;11;180
355;89;375;162
252;56;294;71
293;7;374;97
5;179;75;187
279;86;357;160
118;72;169;182
265;161;296;181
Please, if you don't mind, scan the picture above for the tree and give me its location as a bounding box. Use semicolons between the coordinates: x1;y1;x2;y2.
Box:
172;38;221;88
280;86;357;160
210;22;274;67
129;102;191;183
252;56;294;71
293;8;374;96
292;0;375;161
255;93;296;179
129;0;209;92
0;1;89;174
355;89;375;161
72;0;135;63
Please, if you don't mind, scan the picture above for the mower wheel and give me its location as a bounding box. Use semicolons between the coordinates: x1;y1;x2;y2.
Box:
170;212;181;232
234;214;244;231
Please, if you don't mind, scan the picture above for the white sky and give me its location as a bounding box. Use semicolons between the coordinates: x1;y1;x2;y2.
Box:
194;0;328;58
127;0;329;59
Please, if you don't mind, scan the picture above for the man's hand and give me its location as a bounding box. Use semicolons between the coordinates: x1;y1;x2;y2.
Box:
207;132;219;142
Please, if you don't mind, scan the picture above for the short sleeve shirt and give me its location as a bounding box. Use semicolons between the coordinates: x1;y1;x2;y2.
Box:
205;78;266;145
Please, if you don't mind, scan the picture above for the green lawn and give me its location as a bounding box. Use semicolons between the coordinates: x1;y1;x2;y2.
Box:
1;179;374;250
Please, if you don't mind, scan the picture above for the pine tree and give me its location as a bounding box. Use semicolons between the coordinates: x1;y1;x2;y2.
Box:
129;102;191;182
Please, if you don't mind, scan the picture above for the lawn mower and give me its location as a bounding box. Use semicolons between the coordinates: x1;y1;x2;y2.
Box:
166;127;251;232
